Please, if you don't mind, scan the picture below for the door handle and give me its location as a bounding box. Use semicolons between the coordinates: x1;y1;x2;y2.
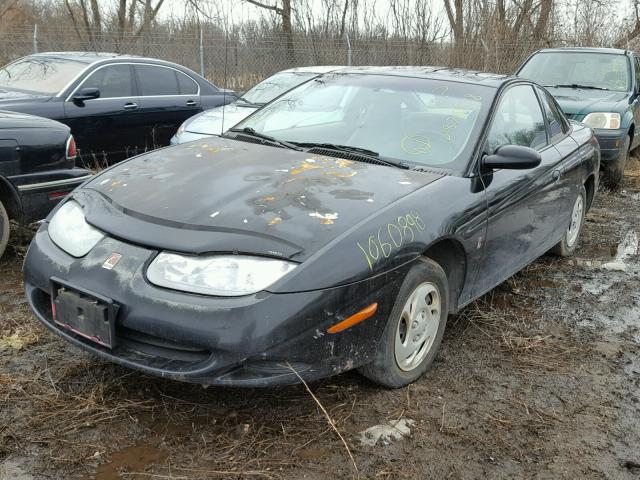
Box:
552;170;561;182
123;103;138;110
185;100;197;107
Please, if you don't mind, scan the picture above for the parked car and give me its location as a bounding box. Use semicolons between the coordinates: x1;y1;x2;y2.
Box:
517;47;639;188
23;67;599;388
171;66;342;144
0;111;91;258
0;52;236;162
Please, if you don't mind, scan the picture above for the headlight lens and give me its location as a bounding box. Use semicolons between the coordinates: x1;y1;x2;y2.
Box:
48;200;104;257
583;112;621;129
177;121;186;135
147;253;297;296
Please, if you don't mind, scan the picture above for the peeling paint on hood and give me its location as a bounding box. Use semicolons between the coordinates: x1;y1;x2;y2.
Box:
81;137;444;259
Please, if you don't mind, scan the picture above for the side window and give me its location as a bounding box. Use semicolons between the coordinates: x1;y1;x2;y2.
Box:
537;86;568;141
635;57;640;92
81;65;134;98
177;71;198;95
487;84;547;153
136;65;179;96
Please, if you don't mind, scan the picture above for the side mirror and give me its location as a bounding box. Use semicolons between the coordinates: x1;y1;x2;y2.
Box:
482;145;541;170
73;87;100;103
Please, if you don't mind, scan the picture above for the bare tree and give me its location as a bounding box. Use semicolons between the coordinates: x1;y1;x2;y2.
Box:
244;0;295;66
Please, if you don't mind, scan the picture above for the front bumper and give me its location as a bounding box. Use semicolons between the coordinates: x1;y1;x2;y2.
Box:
23;226;403;386
10;168;93;222
593;128;627;164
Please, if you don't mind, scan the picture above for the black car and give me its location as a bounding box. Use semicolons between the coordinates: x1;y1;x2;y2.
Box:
0;111;91;258
0;52;236;162
517;47;640;188
23;68;599;388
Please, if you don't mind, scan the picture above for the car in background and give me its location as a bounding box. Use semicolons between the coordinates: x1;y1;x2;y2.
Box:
0;52;236;163
0;111;91;258
171;66;341;144
517;47;639;188
23;68;598;388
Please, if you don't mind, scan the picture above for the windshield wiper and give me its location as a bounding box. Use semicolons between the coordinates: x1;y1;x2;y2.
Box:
226;127;302;151
545;84;610;91
293;142;410;169
235;96;258;106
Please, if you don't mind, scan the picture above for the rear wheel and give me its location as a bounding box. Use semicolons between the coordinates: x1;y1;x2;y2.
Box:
603;135;630;190
359;257;449;388
551;185;586;257
0;200;9;259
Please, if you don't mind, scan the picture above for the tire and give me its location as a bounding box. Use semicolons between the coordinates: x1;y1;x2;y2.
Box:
359;257;449;388
0;200;9;260
551;184;586;257
603;135;630;190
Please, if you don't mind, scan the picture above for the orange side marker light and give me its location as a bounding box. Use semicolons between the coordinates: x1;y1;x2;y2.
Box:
327;303;378;334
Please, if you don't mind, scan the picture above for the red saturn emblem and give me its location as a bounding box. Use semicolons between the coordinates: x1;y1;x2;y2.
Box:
102;253;122;270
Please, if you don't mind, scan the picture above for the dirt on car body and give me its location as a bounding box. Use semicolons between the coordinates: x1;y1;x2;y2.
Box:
1;159;639;480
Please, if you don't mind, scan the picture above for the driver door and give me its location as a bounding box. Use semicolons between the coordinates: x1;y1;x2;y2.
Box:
64;64;144;162
477;84;566;288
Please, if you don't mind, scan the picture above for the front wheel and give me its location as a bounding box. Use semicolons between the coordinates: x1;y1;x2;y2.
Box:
0;200;9;259
603;135;630;190
551;185;586;257
359;257;449;388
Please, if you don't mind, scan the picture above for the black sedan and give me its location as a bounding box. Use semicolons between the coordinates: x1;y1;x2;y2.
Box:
0;52;235;162
0;111;91;258
23;68;599;388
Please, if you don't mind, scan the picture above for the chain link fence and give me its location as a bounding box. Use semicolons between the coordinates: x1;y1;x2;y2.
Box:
0;25;570;91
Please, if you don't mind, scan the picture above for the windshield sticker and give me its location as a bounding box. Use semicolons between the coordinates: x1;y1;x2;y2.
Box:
356;211;426;270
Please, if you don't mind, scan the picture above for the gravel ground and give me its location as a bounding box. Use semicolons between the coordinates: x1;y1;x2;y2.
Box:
1;158;639;480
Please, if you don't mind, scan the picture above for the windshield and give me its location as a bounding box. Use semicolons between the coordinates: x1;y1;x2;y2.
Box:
242;71;318;104
0;56;87;95
519;52;631;92
235;73;492;171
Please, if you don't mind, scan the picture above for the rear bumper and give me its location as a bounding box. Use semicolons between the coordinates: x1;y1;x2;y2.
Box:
593;128;627;164
11;169;93;222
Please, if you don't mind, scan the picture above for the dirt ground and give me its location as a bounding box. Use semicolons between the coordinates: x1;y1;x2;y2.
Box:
1;159;639;480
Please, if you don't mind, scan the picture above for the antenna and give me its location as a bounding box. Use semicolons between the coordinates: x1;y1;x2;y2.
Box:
221;23;228;134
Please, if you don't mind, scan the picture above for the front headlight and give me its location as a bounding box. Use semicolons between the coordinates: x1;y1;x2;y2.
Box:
146;253;297;296
176;121;186;135
583;112;621;129
48;200;104;257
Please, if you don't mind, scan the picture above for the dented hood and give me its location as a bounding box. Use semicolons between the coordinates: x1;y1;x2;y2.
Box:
79;137;443;260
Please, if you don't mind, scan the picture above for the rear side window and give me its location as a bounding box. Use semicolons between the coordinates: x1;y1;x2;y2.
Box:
536;87;568;141
136;65;179;96
82;65;134;98
177;72;198;95
487;84;547;153
635;57;640;91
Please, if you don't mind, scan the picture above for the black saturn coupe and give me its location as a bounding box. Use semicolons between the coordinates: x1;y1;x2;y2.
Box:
23;67;599;388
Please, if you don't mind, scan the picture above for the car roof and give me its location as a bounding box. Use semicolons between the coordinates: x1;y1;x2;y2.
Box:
28;51;133;64
279;65;345;74
535;46;630;55
325;66;514;88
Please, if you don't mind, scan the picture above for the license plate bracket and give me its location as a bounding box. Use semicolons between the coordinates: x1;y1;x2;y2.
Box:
50;277;119;349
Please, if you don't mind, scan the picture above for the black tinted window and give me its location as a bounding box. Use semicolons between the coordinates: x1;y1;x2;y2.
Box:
488;85;547;153
82;65;134;98
537;87;567;141
177;72;198;94
137;65;179;96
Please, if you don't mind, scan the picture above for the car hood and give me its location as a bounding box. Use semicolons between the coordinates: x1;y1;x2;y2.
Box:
547;87;628;116
185;103;258;135
79;138;443;260
0;88;52;105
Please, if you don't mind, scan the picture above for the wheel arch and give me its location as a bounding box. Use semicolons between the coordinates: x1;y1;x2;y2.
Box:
421;237;467;314
584;174;596;212
0;176;22;220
